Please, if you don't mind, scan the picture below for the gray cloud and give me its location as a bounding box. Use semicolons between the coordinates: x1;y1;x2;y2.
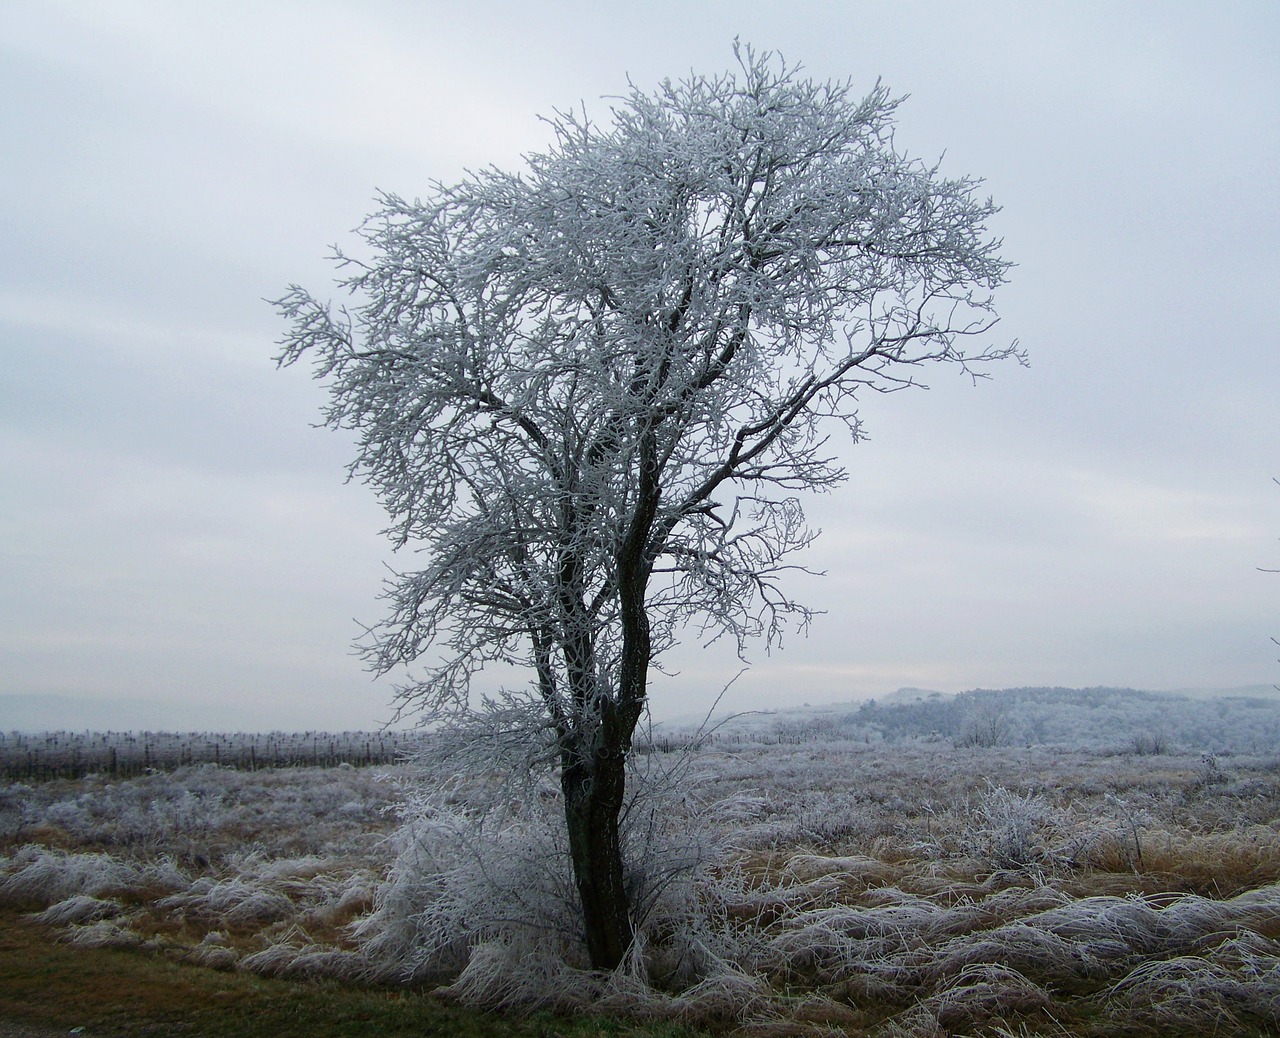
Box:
2;0;1277;730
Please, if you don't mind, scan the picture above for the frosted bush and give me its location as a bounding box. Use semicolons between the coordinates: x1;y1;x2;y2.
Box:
617;755;752;934
355;749;754;998
965;787;1061;870
354;789;579;981
1196;752;1229;790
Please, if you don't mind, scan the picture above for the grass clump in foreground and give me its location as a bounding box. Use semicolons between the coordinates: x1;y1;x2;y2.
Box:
0;909;706;1038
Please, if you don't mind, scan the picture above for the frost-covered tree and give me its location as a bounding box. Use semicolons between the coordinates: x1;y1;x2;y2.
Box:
275;46;1021;970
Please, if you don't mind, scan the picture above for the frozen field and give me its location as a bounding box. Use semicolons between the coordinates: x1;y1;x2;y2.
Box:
3;720;1279;1036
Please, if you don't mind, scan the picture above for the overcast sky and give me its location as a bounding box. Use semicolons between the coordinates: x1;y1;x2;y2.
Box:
3;1;1278;731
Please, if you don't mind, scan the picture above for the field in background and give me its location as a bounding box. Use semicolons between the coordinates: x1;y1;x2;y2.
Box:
3;688;1280;1036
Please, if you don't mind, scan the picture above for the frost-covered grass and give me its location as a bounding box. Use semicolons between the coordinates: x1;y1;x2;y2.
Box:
0;763;394;965
3;743;1279;1036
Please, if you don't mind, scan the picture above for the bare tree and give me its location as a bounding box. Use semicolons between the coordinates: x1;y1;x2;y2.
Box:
275;45;1022;970
957;691;1014;748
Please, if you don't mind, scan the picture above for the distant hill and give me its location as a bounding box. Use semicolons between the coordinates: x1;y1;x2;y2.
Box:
653;685;1280;754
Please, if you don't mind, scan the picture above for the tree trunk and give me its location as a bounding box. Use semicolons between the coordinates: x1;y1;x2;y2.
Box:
561;744;633;971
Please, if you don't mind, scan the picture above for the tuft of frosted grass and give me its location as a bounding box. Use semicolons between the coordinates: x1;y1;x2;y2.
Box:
638;964;774;1024
750;880;1068;973
153;854;374;930
436;932;775;1023
0;847;186;905
924;919;1129;984
921;962;1052;1031
238;939;367;980
436;936;604;1010
61;918;144;949
782;853;899;887
1104;916;1280;1029
1105;955;1250;1029
306;868;379;928
237;941;313;977
188;942;239;971
32;894;123;926
183;930;240;970
157;876;296;925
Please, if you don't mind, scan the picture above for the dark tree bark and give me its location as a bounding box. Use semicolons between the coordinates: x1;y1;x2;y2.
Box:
561;736;632;970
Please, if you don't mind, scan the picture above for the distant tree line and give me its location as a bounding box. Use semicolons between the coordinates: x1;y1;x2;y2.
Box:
5;688;1276;782
0;730;433;781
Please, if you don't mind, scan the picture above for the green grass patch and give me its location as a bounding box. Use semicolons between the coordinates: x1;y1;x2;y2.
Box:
0;910;708;1038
